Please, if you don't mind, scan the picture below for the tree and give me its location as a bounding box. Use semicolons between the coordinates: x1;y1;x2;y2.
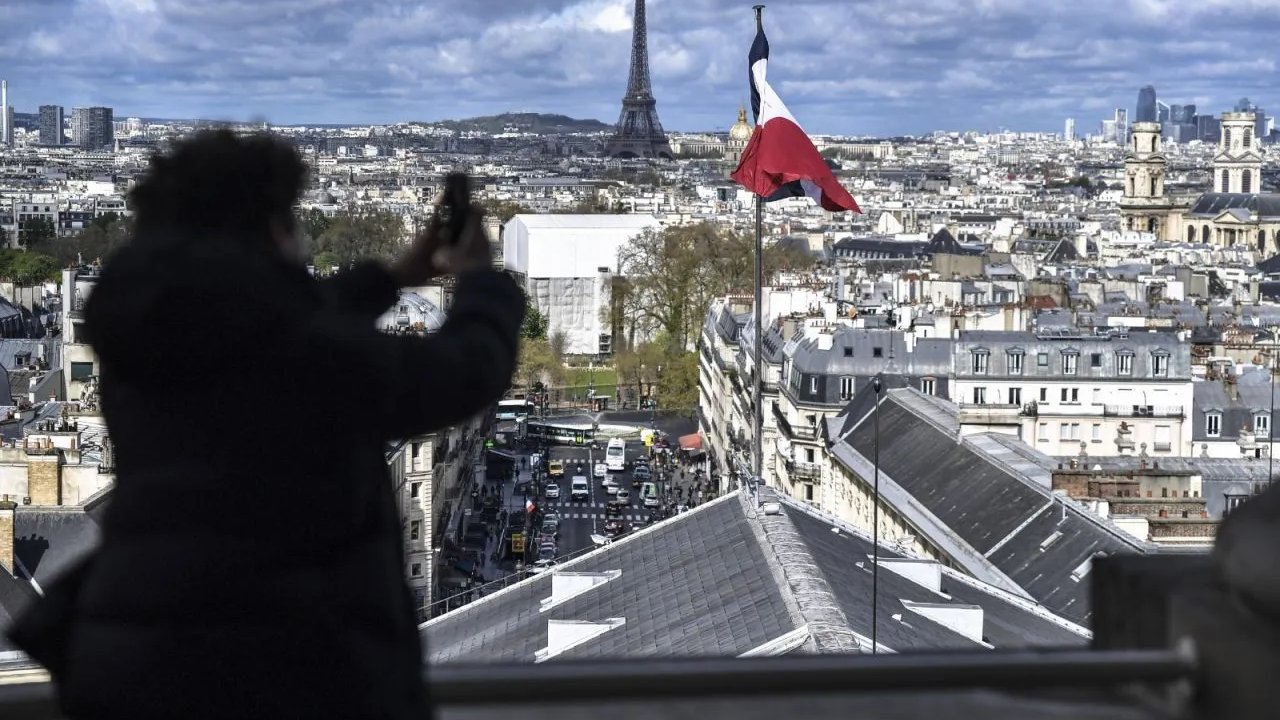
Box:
522;294;548;340
46;213;132;266
655;349;699;413
311;207;406;266
516;337;558;389
18;217;57;250
0;249;61;285
478;198;533;224
616;222;813;354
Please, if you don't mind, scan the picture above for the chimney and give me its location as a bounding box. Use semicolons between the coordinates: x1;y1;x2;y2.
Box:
0;504;13;575
26;451;61;505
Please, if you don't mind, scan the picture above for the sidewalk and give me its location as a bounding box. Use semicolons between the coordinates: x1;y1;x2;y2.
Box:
476;452;535;583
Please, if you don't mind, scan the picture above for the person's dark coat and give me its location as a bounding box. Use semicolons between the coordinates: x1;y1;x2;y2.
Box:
8;241;524;719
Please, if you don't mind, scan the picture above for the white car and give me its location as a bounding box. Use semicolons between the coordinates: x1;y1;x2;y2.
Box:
544;483;560;500
594;462;608;479
641;482;660;508
602;477;619;495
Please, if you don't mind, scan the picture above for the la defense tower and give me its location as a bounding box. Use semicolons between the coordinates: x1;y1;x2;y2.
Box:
604;0;674;159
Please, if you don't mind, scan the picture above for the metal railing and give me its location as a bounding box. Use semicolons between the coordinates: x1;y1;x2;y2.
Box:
0;648;1195;718
790;461;822;481
1103;405;1185;419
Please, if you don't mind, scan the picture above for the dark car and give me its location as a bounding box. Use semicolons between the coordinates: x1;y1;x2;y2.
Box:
603;519;626;538
605;504;622;518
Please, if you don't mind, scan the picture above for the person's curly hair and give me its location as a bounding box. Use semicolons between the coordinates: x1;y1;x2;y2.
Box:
128;129;308;251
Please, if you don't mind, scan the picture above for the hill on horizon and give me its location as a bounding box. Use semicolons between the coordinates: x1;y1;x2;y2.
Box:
432;112;612;134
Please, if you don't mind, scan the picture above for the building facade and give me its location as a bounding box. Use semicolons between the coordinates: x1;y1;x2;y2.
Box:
38;106;63;147
951;329;1194;458
71;106;114;151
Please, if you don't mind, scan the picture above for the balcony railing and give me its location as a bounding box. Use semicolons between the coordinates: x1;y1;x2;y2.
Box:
1103;405;1185;419
773;403;817;440
0;648;1195;720
790;461;822;480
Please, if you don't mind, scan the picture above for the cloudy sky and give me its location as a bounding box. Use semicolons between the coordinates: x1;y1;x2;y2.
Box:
2;0;1278;135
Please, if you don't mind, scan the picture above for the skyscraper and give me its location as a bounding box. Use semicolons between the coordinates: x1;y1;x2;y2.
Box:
0;80;12;146
1064;118;1076;141
71;106;114;151
38;105;64;146
1114;108;1129;144
1156;101;1170;124
1136;85;1157;123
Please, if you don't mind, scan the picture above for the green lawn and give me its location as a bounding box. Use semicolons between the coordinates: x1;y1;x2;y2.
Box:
564;366;618;392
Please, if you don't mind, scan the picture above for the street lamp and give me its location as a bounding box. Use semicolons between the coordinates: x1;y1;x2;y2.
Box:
871;375;882;655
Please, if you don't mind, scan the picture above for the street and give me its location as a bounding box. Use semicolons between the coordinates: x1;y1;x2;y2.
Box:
539;441;655;558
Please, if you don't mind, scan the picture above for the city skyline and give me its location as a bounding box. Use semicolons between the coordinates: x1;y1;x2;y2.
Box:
3;0;1280;136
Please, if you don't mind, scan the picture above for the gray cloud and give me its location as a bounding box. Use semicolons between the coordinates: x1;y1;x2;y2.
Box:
0;0;1278;134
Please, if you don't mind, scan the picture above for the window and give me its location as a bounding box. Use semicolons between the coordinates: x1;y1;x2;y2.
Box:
410;520;421;540
805;448;815;463
1091;423;1102;442
1221;168;1230;192
1007;352;1023;375
412;442;422;459
1070;423;1080;440
1206;413;1221;438
1091;353;1102;369
971;351;989;374
1117;353;1133;376
411;563;422;577
1060;387;1078;403
920;378;936;396
1059;423;1070;441
972;387;987;404
1037;352;1049;367
1008;387;1021;405
804;484;814;501
1155;425;1171;452
839;376;854;400
1152;353;1169;378
1038;422;1049;442
809;377;817;394
1243;169;1253;193
843;347;853;357
1091;388;1103;405
1039;387;1048;402
1062;353;1078;375
1257;413;1271;438
410;482;421;499
873;347;883;358
70;362;94;381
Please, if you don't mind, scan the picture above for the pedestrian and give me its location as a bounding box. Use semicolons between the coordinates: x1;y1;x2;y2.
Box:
7;130;525;720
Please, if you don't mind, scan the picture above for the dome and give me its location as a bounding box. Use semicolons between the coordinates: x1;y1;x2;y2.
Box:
729;107;753;142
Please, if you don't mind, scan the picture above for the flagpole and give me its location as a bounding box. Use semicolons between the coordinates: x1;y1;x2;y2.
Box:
752;4;766;496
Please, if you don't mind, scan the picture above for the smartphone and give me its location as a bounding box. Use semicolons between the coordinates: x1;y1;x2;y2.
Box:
439;172;471;245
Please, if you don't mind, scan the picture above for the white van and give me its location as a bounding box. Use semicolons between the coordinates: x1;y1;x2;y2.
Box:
641;482;660;508
570;476;590;502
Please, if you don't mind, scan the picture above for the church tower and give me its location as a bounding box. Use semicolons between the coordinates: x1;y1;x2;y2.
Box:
1119;121;1173;237
1214;112;1263;193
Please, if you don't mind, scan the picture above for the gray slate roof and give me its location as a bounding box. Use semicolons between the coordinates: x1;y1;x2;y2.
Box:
423;494;801;664
423;487;1091;664
827;386;1151;626
13;506;102;587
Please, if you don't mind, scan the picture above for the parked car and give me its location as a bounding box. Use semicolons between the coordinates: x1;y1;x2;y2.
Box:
544;483;560;500
539;518;559;538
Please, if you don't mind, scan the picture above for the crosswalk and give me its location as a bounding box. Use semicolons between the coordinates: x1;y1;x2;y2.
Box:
554;511;651;521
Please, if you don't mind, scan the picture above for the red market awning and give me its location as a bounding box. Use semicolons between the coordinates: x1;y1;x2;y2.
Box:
678;433;703;451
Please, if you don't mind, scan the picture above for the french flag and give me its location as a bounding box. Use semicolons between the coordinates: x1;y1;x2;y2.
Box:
730;22;861;214
526;497;535;514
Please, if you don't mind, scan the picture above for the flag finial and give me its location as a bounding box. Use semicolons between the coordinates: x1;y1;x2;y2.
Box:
753;5;765;31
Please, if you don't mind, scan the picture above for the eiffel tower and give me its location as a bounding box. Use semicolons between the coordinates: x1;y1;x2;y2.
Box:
604;0;673;160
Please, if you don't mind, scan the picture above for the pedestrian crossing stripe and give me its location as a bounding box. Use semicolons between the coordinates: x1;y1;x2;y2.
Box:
557;513;650;521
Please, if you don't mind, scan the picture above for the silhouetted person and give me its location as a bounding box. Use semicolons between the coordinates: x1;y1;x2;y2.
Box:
8;130;524;719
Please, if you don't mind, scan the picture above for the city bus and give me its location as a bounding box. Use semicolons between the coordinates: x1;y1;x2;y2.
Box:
605;437;627;471
495;398;533;422
525;422;595;447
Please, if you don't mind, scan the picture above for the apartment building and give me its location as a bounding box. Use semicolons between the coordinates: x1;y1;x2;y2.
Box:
952;328;1194;457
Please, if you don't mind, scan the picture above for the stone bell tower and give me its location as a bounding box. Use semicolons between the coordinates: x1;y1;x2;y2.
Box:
1119;121;1173;238
1214;112;1263;194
